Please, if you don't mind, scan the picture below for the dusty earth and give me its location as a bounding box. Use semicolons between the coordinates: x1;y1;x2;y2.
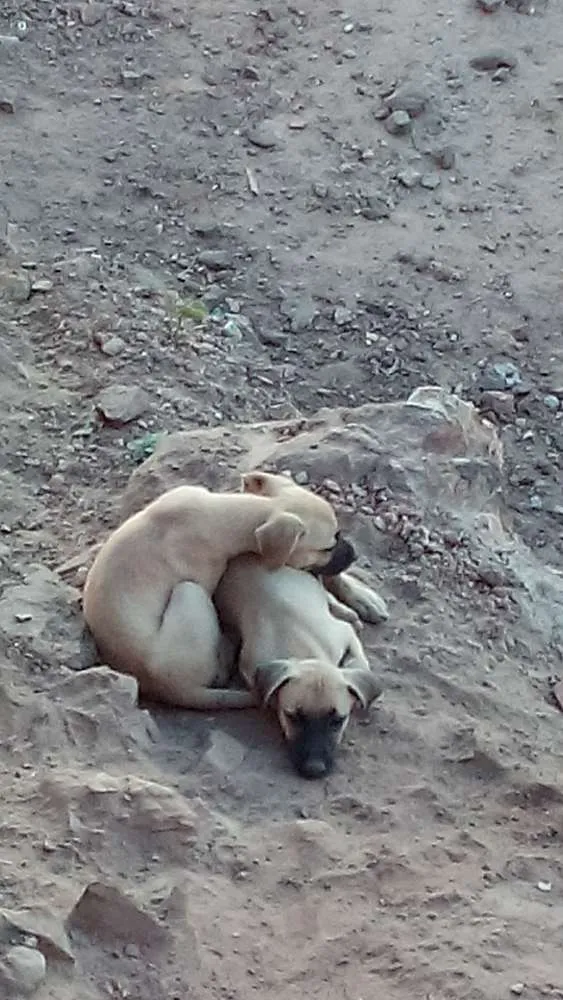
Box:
1;0;563;995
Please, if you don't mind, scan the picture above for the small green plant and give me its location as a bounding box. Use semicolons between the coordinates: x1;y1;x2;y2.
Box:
176;299;208;323
126;432;161;464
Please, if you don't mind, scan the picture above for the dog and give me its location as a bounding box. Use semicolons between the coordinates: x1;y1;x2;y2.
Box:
214;553;383;779
82;471;355;711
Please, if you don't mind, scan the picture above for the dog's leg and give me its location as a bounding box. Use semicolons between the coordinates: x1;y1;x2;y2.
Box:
326;592;363;631
323;572;389;624
146;583;258;710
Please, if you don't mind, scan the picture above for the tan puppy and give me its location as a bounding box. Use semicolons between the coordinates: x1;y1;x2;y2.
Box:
83;472;354;711
214;554;383;779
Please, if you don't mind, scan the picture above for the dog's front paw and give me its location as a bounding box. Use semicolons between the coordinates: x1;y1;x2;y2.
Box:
351;589;389;625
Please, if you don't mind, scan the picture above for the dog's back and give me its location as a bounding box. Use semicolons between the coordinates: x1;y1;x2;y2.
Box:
214;554;354;680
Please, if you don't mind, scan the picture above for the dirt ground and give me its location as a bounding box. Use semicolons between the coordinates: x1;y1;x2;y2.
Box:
1;0;563;996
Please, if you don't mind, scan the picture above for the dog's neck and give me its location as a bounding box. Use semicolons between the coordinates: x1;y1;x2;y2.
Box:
221;493;276;557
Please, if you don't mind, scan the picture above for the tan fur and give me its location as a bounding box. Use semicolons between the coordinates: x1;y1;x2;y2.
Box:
214;554;383;748
83;472;341;710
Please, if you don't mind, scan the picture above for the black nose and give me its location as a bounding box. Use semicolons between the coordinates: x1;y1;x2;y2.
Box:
298;757;329;780
318;535;356;576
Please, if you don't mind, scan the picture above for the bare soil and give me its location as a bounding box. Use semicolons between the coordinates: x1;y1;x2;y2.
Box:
1;0;563;997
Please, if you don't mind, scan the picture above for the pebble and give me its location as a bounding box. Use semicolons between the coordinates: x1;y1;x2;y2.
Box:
197;249;234;271
476;0;503;10
384;86;429;118
31;278;53;293
95;385;149;425
509;985;524;997
79;1;105;24
397;167;421;189
484;361;523;391
246;122;279;149
430;145;456;170
100;335;126;357
0;98;15;114
470;51;518;72
480;390;515;420
420;172;441;190
334;306;353;326
384;110;412;135
0;267;31;303
360;192;390;220
543;394;560;411
4;945;47;994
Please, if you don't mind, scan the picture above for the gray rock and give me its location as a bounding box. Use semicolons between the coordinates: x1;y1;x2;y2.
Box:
246;122;279;149
3;945;46;995
0;98;15;114
197;249;234;271
0;267;31;303
543;394;560;411
79;1;105;24
420;172;441;190
384;86;429;118
470;51;518;72
95;385;149;425
384;110;412;135
482;361;523;391
100;335;126;357
360;192;390;220
334;306;353;326
397;167;422;189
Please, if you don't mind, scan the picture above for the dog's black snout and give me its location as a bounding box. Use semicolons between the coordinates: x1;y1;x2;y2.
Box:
299;757;329;780
318;535;356;576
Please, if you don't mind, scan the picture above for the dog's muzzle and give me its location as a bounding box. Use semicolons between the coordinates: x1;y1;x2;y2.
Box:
310;533;356;577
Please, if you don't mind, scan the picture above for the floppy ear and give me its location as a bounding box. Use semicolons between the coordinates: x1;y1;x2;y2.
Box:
241;471;272;495
341;664;383;710
241;470;291;497
254;659;295;706
254;511;306;569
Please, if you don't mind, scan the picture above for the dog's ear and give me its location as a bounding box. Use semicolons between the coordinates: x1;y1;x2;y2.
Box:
241;471;271;495
254;659;295;706
241;471;291;497
254;511;306;569
341;663;382;709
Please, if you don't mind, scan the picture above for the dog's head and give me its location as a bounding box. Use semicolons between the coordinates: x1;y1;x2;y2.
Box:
242;471;355;574
254;657;382;779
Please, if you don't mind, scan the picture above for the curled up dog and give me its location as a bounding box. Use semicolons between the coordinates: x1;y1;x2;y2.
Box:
214;552;385;779
82;471;354;711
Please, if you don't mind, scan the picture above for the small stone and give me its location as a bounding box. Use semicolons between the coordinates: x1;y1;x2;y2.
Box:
95;385;149;426
384;86;429;118
430;145;456;170
120;68;144;88
246;122;279;149
0;267;31;303
100;335;126;357
476;0;503;10
470;51;518;72
384;110;412;135
543;394;560;411
360;192;390;220
294;470;309;485
480;390;515;420
79;1;105;24
397;167;422;189
537;880;552;892
0;98;15;114
420;172;441;190
3;945;46;995
483;361;523;391
30;278;53;293
333;306;353;326
509;985;524;996
197;249;234;271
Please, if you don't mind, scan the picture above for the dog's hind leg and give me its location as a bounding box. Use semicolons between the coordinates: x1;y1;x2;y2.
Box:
145;582;257;710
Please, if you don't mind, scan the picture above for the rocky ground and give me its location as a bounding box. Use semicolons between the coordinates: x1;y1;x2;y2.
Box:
1;0;563;996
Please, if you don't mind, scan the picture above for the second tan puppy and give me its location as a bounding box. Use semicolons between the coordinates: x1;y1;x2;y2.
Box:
83;472;353;711
214;554;383;779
